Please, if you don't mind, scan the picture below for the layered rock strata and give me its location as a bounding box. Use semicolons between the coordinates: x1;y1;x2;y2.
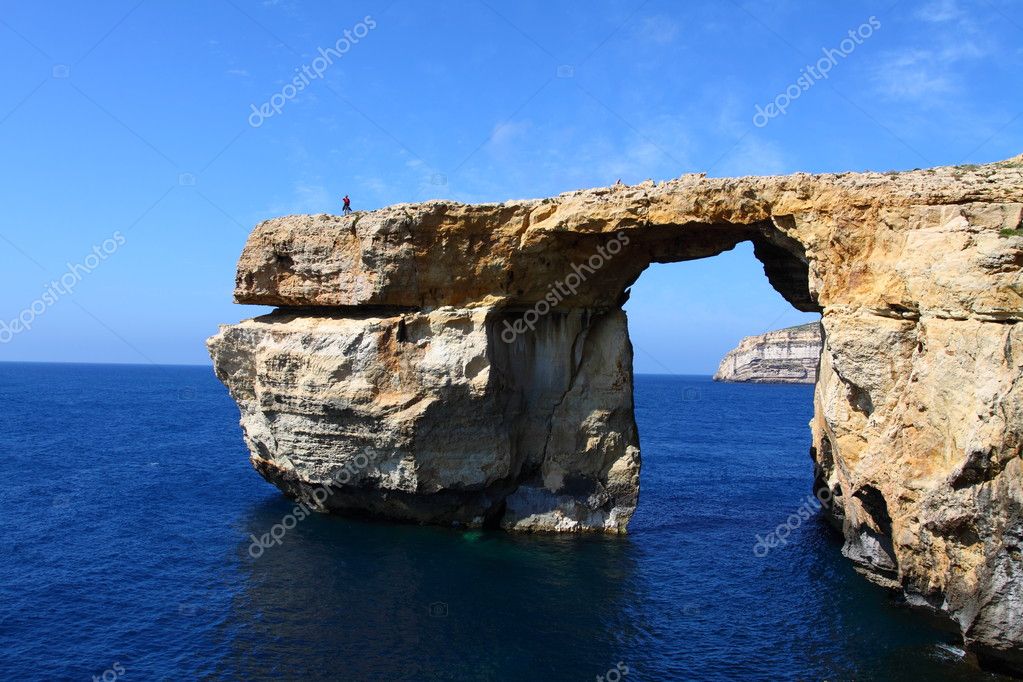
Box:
210;155;1023;672
714;322;822;383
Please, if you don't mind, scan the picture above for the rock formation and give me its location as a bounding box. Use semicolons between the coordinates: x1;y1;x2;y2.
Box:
209;155;1023;673
714;322;822;383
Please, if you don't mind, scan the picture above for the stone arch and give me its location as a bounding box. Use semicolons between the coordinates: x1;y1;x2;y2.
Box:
210;157;1023;673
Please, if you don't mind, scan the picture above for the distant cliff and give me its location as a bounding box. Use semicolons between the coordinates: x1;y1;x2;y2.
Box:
713;323;822;384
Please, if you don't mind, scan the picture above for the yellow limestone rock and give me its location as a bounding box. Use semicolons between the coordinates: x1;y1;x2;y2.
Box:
210;156;1023;673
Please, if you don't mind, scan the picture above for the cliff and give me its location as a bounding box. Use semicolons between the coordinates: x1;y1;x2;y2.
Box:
714;322;822;383
209;155;1023;673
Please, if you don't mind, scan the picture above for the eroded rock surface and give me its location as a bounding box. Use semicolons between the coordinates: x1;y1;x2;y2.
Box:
208;307;638;532
210;155;1023;672
714;322;822;384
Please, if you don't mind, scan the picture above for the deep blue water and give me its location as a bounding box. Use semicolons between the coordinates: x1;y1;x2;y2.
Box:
0;363;1005;681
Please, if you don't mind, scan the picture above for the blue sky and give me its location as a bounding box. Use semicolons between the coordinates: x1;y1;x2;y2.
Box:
1;0;1020;372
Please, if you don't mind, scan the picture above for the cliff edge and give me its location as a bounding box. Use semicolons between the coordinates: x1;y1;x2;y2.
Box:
713;322;822;383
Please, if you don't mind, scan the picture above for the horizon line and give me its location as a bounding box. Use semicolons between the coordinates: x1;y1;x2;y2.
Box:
0;359;721;376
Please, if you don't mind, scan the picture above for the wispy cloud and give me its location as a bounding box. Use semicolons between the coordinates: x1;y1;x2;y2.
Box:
262;180;334;216
487;120;532;149
714;136;788;177
874;0;993;104
634;16;679;45
452;112;696;197
293;182;332;212
874;49;957;99
914;0;962;23
705;96;789;176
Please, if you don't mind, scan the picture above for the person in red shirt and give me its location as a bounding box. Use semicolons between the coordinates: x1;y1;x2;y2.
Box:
342;195;352;215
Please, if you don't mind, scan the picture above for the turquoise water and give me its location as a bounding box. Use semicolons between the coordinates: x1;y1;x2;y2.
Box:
0;364;1004;680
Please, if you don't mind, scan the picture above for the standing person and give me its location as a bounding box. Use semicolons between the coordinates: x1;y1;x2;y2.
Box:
342;194;352;215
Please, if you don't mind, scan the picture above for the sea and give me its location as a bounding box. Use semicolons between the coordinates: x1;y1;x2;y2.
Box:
0;363;1008;681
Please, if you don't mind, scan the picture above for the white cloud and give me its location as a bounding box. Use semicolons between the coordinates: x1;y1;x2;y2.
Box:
874;40;989;103
262;181;334;216
293;182;332;212
488;120;532;148
713;136;788;177
874;49;956;99
872;0;997;105
357;176;389;196
635;16;679;45
871;0;1004;106
915;0;962;23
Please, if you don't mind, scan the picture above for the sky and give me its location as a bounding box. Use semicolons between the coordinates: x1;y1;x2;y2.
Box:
1;0;1021;373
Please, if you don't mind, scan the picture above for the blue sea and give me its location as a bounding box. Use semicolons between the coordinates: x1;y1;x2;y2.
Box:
0;363;1005;681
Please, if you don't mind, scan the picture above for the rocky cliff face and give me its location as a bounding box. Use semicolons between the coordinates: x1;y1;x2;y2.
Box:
210;155;1023;673
209;307;639;532
714;322;822;384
